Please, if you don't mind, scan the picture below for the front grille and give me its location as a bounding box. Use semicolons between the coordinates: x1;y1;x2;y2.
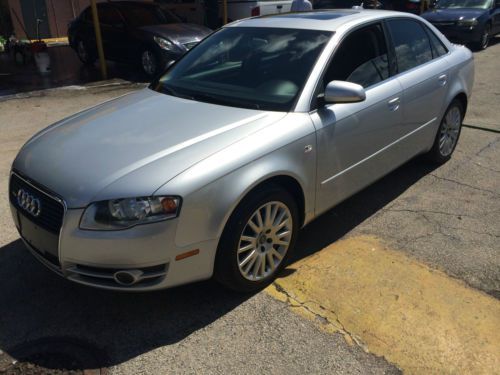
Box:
432;21;456;27
9;173;65;234
183;41;198;50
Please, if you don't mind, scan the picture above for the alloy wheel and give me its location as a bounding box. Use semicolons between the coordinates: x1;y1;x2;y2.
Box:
481;26;490;49
142;50;157;76
439;106;461;157
237;201;293;281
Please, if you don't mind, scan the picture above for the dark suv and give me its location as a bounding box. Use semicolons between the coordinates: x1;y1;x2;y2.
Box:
68;1;211;76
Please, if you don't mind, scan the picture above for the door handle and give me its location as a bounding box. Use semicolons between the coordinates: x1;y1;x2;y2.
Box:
388;97;400;111
438;74;447;86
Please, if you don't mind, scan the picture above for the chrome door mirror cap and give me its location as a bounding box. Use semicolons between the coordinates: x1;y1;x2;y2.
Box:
324;80;366;104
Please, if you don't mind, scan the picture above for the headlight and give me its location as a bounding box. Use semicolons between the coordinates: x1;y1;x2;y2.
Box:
154;36;176;51
457;18;478;27
80;196;181;230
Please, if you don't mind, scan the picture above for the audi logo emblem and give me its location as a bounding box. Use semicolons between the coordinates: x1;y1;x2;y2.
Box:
16;189;42;217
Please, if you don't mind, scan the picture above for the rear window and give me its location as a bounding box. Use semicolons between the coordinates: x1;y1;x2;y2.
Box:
387;19;433;73
425;25;449;57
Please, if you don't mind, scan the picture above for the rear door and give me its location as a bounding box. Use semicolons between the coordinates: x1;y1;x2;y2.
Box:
385;18;450;153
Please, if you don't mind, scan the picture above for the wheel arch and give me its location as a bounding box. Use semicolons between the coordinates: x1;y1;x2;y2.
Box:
454;92;468;116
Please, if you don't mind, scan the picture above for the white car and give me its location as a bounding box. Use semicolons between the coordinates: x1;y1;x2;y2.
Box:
159;0;292;24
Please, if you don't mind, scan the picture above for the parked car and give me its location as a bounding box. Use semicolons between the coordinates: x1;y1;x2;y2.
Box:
68;1;211;77
157;0;293;25
421;0;500;50
393;0;423;13
11;10;473;292
314;0;386;9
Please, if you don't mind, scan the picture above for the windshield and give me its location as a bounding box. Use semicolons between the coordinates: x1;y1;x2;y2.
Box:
152;27;332;111
435;0;492;9
120;5;180;27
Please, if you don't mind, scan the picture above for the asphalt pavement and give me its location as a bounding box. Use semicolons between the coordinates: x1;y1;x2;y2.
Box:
0;39;498;374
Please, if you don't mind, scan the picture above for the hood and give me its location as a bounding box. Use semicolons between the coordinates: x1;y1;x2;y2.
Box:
13;89;285;208
422;8;487;21
139;23;211;44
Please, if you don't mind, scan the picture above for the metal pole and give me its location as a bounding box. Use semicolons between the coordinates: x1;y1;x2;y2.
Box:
90;0;107;80
223;0;227;25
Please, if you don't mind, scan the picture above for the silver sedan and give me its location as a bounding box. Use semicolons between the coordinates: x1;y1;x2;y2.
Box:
9;10;474;292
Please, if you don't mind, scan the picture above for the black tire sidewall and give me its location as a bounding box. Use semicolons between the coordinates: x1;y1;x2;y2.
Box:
76;39;95;65
214;186;299;293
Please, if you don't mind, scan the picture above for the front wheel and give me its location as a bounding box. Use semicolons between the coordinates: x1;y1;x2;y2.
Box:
214;186;299;293
424;99;463;164
140;49;160;77
473;24;490;51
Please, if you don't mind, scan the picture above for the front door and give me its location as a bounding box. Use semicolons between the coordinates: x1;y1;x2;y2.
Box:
310;23;404;215
97;4;129;61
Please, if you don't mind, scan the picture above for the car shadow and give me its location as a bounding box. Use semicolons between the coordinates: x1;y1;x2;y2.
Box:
0;158;438;369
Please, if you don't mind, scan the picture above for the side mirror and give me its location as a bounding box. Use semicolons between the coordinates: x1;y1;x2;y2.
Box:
324;80;366;104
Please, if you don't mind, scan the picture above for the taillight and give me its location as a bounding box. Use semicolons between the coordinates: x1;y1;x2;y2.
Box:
251;6;260;16
405;2;418;9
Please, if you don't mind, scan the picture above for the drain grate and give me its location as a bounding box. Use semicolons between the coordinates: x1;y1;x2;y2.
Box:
0;337;107;375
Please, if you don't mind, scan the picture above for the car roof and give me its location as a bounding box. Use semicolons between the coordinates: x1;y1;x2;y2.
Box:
227;10;420;31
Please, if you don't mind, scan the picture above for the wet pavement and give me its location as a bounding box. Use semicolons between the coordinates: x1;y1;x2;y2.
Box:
0;44;147;96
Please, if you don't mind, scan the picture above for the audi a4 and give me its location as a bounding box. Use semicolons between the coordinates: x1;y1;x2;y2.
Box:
10;10;474;292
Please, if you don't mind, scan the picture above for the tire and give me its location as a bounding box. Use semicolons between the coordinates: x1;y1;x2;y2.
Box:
76;39;96;65
214;186;299;293
424;99;463;164
473;24;491;51
140;49;160;77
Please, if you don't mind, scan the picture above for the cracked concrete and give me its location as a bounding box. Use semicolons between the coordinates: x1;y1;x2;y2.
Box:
266;236;500;374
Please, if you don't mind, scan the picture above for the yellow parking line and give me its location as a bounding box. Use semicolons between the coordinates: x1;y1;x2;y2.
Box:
266;235;500;374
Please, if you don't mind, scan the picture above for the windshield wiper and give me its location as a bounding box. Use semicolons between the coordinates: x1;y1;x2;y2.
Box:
158;85;195;101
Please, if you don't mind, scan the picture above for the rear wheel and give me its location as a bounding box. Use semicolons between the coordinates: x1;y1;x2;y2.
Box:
214;186;299;293
76;39;96;65
424;99;463;164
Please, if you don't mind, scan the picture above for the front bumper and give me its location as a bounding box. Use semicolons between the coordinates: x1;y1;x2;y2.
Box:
432;24;483;44
9;174;218;291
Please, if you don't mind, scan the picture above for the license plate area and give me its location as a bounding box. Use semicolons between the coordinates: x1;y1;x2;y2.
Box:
18;211;59;259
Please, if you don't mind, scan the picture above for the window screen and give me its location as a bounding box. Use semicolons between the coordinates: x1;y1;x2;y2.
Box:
324;23;390;88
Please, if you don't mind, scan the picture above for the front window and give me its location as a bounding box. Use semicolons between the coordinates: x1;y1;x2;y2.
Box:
153;27;332;111
435;0;492;9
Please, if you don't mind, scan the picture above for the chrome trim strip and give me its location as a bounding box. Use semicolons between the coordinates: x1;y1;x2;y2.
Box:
321;117;437;185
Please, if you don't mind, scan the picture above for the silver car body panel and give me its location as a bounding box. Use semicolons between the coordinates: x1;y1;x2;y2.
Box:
10;10;474;290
